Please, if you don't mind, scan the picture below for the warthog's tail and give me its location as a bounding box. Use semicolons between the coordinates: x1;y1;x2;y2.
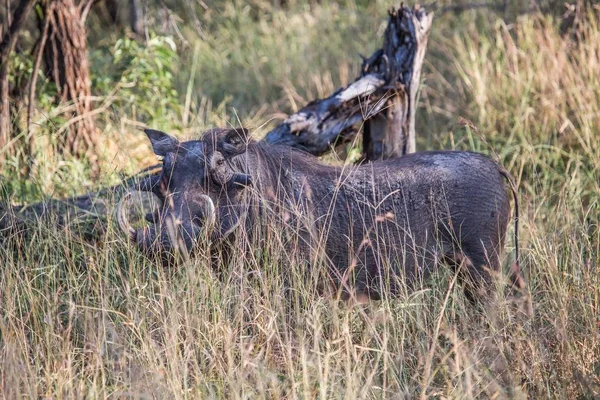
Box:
498;166;519;269
498;165;528;293
498;164;533;317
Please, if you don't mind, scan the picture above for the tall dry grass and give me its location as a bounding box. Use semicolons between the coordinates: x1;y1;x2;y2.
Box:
1;3;599;399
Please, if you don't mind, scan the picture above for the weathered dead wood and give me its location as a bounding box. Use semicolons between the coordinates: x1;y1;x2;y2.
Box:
264;5;433;160
0;165;161;240
363;6;433;160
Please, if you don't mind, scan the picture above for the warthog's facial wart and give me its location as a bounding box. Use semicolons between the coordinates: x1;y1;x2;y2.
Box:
117;127;252;256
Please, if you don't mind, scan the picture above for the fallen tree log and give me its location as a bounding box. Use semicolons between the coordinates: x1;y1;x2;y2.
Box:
0;165;161;241
0;4;433;238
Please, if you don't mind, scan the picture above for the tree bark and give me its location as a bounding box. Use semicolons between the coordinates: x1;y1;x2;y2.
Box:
129;0;143;36
42;0;97;157
0;0;37;155
264;5;433;160
363;6;432;160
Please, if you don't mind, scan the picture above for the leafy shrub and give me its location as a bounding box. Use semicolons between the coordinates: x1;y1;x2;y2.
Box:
93;35;181;127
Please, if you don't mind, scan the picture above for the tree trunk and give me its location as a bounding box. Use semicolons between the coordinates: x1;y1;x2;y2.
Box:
363;95;407;161
129;0;143;36
264;5;433;160
42;0;97;157
363;6;432;160
0;0;37;156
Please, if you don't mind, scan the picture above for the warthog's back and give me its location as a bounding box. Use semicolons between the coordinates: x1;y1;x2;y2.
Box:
277;150;512;298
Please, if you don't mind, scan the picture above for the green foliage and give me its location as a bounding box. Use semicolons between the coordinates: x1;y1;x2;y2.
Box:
7;51;33;91
6;50;58;110
93;35;180;127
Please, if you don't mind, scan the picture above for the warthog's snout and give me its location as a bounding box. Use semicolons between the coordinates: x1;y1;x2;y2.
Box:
117;190;216;256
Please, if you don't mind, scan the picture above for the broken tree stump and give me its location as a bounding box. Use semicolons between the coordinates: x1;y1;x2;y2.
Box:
363;5;433;160
264;4;433;160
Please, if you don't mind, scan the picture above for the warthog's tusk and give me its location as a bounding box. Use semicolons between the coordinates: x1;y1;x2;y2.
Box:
197;194;216;234
117;192;137;241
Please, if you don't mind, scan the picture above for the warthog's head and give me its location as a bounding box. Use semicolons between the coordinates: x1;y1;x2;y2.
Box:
118;127;253;257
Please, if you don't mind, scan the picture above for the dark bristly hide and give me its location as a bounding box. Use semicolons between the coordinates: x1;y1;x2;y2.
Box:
118;127;527;301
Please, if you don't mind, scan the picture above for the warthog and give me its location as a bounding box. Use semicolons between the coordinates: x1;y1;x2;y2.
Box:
118;127;527;301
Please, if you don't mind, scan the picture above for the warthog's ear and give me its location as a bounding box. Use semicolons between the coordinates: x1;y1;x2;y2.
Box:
227;173;253;190
219;128;249;157
145;129;178;156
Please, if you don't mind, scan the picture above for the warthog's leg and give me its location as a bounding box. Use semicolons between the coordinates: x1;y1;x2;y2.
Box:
444;250;533;316
507;261;534;317
442;251;496;304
